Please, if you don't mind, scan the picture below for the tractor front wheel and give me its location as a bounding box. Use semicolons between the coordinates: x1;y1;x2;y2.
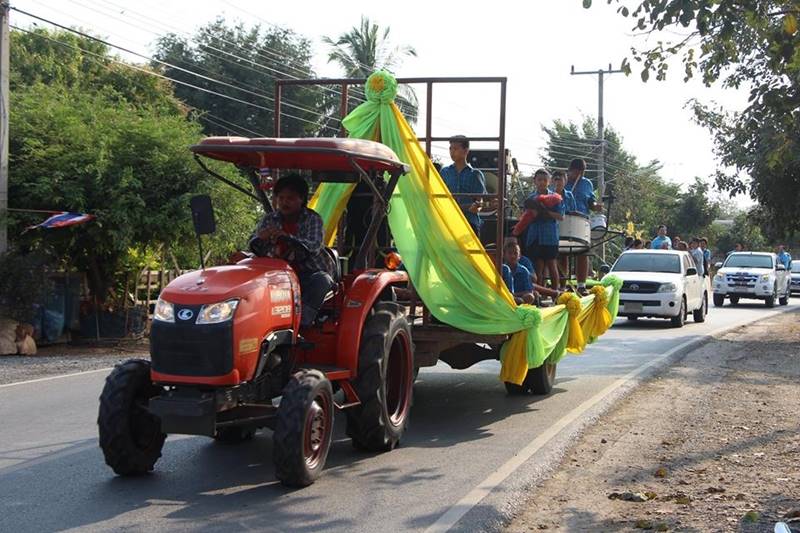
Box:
273;369;334;487
98;359;166;476
346;302;414;452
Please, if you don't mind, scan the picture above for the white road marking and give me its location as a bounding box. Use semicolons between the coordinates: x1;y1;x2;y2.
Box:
425;308;795;532
0;367;112;389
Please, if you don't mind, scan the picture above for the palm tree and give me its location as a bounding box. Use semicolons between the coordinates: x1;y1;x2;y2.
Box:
323;16;419;125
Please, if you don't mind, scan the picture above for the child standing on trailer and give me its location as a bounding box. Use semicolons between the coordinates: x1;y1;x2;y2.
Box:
523;169;565;291
551;170;575;291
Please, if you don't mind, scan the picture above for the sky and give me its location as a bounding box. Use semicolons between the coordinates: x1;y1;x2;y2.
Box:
10;0;752;206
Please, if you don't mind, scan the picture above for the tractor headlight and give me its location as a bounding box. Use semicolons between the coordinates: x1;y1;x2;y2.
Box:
657;282;677;293
153;299;175;323
759;274;771;282
197;299;239;324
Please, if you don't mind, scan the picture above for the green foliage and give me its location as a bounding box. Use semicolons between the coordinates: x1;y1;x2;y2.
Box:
153;18;324;137
323;16;419;124
714;210;768;254
593;1;800;235
9;29;259;301
11;28;183;116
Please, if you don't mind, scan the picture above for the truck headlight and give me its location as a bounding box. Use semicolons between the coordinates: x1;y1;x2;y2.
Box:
153;299;175;323
658;282;677;293
197;299;239;324
759;274;771;282
714;273;724;281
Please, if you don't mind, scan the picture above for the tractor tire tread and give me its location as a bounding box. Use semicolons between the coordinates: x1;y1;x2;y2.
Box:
97;359;166;476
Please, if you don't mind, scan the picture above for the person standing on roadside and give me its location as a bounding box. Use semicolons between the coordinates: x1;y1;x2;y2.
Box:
689;238;705;277
566;159;602;296
776;245;792;269
440;135;487;236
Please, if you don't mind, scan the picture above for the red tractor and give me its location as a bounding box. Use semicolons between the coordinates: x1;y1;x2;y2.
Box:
98;137;415;486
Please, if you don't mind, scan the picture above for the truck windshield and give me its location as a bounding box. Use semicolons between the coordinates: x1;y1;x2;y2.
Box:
791;263;800;273
723;255;773;269
612;253;681;273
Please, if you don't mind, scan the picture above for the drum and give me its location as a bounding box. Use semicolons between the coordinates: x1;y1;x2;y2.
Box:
590;213;607;240
559;212;591;254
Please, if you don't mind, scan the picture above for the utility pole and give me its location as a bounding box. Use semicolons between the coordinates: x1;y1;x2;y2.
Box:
0;1;8;254
570;64;623;199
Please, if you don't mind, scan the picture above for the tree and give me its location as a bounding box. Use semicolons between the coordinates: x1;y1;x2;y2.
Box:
586;1;800;235
154;18;325;137
323;16;419;124
666;177;721;239
9;29;259;302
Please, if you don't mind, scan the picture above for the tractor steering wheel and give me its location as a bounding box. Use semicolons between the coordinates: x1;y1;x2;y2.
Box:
276;234;311;258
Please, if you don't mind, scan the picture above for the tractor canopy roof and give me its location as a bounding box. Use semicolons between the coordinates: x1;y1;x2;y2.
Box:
191;137;409;176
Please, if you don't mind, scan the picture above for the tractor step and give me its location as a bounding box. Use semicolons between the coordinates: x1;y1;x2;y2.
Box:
308;364;351;381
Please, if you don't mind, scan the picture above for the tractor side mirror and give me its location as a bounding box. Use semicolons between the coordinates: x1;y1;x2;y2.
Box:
190;195;216;235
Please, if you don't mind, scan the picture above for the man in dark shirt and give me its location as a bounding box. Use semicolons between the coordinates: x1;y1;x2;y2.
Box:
247;174;337;327
439;135;487;235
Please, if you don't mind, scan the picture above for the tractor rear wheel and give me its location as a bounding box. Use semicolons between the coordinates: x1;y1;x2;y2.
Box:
98;359;166;476
346;302;414;452
273;369;333;487
504;362;557;396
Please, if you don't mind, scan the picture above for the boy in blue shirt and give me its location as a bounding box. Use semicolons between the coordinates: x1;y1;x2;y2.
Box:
552;170;575;291
439;135;487;236
566;159;603;295
502;240;536;304
524;169;565;291
650;225;672;250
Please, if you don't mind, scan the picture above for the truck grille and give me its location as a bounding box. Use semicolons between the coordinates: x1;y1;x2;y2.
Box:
621;281;660;294
726;273;757;288
150;309;234;377
619;299;661;307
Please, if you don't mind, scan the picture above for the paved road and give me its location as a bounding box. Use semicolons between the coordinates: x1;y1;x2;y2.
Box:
1;301;796;532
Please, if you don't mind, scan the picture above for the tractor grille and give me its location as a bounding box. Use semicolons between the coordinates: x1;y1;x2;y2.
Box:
150;310;233;377
621;281;660;294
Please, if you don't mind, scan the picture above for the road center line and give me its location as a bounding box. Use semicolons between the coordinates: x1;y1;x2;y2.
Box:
0;367;112;389
425;308;795;532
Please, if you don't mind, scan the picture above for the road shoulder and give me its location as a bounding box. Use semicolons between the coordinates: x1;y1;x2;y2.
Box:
507;309;800;532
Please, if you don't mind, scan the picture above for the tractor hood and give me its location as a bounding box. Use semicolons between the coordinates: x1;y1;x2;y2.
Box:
159;258;292;305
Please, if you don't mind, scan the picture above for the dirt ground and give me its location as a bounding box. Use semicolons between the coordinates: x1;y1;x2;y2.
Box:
0;338;149;385
508;310;800;533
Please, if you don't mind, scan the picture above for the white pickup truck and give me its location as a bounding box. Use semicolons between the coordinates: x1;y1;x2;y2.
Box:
712;251;790;308
611;250;709;328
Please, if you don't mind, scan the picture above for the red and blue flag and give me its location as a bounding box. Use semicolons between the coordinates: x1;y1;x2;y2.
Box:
28;212;95;230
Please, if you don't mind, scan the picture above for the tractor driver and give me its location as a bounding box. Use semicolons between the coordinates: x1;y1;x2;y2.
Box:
243;173;337;327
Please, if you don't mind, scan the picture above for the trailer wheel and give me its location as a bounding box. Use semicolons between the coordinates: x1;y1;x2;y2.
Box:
346;302;413;452
98;359;166;476
504;362;557;396
273;369;333;487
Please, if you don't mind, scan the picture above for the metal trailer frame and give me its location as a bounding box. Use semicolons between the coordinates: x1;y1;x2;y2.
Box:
274;77;512;369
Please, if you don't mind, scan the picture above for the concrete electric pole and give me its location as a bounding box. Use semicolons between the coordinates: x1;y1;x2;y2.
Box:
570;64;623;199
0;1;8;254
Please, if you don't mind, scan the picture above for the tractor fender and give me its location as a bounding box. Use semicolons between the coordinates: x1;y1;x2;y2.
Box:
336;269;409;372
